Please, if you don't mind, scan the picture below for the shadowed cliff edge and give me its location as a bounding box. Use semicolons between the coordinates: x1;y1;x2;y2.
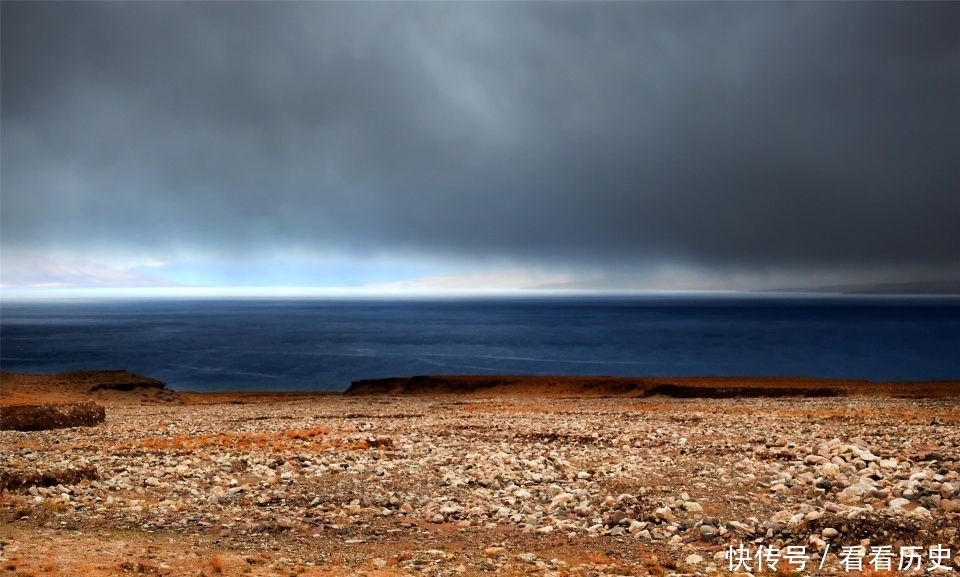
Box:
345;375;960;398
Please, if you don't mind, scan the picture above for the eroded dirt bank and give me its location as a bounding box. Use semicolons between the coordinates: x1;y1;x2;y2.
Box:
0;370;175;406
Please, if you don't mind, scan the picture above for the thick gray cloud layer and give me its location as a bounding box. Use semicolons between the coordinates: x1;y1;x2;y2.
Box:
3;2;959;277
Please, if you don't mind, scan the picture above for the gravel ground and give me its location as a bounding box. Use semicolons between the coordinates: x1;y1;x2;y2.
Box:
1;394;959;576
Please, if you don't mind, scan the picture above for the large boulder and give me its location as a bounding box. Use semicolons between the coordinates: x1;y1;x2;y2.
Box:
0;402;106;431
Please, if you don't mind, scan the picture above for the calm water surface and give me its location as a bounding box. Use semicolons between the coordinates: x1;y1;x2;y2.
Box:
1;296;958;391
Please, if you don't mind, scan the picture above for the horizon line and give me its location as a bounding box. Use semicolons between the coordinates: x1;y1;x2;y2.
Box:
2;286;958;301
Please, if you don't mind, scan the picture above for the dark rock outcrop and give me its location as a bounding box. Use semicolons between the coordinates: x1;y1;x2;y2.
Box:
75;369;166;392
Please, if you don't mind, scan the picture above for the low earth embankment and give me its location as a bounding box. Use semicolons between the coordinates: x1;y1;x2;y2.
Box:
0;371;178;431
0;370;176;406
0;402;106;432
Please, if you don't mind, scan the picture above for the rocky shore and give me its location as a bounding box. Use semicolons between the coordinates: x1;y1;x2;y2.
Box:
1;374;958;575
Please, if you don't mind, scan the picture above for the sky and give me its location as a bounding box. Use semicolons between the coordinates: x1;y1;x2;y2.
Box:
2;2;959;293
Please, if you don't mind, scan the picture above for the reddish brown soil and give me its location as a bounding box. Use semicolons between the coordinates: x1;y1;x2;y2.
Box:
2;371;959;576
0;371;173;406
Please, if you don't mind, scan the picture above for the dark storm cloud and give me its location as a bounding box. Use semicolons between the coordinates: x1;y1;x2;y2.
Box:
2;2;959;274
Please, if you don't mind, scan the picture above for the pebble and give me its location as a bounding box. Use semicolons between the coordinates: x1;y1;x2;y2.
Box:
889;497;911;509
2;393;957;575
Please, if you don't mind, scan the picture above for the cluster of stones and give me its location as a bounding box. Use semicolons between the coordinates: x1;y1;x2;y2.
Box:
2;395;959;575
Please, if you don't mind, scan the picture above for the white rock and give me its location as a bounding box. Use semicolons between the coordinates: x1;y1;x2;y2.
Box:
888;498;911;510
549;493;573;509
820;463;841;477
909;506;931;518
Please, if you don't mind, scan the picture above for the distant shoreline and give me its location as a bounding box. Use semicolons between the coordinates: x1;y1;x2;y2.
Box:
2;370;958;406
344;374;960;398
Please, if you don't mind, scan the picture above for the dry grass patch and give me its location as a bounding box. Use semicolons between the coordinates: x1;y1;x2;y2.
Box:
774;405;960;424
41;498;67;514
859;569;899;577
128;428;332;452
119;427;403;454
459;401;570;414
771;566;803;577
632;401;759;416
209;553;225;573
11;503;33;520
284;427;331;440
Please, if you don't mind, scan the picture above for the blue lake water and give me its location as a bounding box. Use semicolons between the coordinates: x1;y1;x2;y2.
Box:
1;296;958;391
